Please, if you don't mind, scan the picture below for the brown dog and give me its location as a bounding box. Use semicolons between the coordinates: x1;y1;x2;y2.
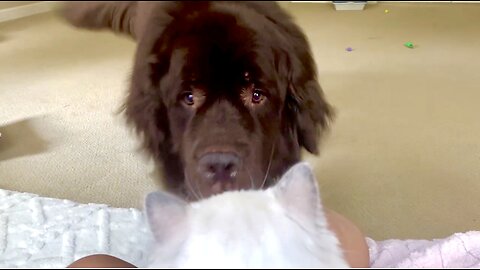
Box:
61;1;333;200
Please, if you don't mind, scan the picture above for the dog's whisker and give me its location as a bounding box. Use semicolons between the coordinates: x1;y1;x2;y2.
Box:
196;183;205;200
185;181;199;201
245;166;255;190
184;170;201;201
184;192;193;202
261;143;275;189
190;171;205;200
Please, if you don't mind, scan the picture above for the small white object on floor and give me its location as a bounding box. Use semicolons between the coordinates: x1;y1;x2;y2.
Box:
0;188;479;268
333;1;367;11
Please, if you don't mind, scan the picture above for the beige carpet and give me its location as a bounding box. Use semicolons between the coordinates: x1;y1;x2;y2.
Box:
1;2;479;240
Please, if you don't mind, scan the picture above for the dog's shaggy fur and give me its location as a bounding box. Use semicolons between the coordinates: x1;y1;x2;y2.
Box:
62;1;333;200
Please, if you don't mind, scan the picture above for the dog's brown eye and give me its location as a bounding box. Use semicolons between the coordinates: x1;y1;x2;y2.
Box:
183;92;195;105
252;89;264;104
181;89;206;108
241;84;266;108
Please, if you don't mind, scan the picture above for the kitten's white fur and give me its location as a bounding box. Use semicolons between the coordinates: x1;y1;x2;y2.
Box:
145;162;349;268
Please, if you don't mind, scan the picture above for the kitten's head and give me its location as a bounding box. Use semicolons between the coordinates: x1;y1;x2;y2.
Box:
144;162;348;268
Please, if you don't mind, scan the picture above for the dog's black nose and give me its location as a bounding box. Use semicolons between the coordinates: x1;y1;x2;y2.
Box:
198;152;240;182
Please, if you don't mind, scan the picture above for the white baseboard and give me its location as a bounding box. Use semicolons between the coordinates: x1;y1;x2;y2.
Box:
0;1;59;24
289;1;377;4
379;1;480;2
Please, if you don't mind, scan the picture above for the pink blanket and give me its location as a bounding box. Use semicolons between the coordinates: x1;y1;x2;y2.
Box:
367;231;480;268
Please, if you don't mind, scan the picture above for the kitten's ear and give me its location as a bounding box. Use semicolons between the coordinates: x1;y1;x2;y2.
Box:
145;191;187;242
273;162;324;227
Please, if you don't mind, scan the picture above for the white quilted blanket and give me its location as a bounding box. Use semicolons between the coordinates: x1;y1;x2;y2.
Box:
367;231;480;268
0;189;479;268
0;189;154;268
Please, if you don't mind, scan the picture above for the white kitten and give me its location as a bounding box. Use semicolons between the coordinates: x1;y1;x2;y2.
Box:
144;162;349;268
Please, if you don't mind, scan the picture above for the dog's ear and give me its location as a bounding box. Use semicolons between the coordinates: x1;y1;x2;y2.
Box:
124;31;172;162
125;35;188;193
283;41;334;155
124;66;170;162
289;77;333;155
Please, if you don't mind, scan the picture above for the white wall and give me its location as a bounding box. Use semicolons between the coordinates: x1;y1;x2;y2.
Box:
0;1;58;23
0;1;40;10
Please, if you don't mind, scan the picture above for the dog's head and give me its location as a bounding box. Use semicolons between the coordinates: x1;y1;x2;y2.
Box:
62;1;333;199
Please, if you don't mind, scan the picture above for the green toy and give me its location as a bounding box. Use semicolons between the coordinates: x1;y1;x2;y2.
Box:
404;42;414;48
